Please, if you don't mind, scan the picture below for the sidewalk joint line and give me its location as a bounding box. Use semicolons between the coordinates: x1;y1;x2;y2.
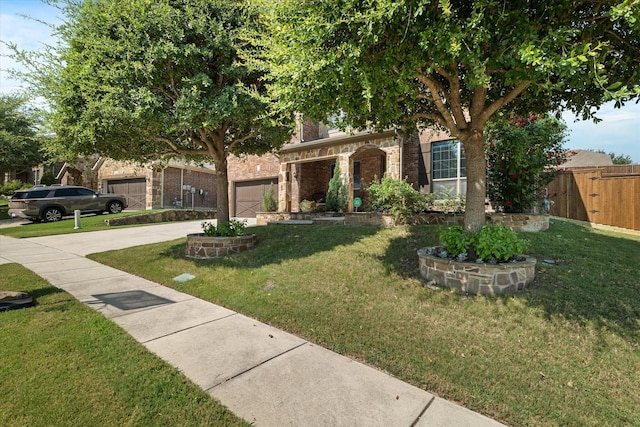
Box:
410;395;435;427
207;341;308;392
141;312;239;343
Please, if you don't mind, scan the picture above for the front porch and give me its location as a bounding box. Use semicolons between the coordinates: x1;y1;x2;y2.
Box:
276;130;403;213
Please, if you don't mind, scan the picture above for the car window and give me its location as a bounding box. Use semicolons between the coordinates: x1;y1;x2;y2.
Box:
12;190;50;199
76;188;96;196
54;188;79;197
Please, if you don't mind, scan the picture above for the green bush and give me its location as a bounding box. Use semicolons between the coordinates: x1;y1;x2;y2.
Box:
0;179;25;196
474;224;527;261
201;219;247;237
486;115;567;213
40;170;57;186
260;183;277;212
438;226;473;257
366;176;432;223
439;224;527;262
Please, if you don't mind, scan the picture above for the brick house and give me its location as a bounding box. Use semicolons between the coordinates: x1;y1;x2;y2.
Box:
63;119;466;217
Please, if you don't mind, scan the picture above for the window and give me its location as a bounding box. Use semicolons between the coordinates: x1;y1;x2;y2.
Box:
432;140;466;196
54;188;80;197
353;161;361;190
432;140;466;179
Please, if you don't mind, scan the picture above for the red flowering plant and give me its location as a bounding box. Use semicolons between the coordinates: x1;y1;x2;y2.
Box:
485;115;568;213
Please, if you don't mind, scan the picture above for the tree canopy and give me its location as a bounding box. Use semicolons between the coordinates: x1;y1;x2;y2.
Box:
20;0;293;223
265;0;639;231
0;94;45;175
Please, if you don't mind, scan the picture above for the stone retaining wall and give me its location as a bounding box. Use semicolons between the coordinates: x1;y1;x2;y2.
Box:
105;209;216;226
256;211;548;232
185;233;257;259
418;248;536;295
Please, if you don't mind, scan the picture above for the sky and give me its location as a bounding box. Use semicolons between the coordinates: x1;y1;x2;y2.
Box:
1;0;639;163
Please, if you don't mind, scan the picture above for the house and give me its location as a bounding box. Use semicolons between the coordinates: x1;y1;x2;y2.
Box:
66;119;465;217
557;149;614;169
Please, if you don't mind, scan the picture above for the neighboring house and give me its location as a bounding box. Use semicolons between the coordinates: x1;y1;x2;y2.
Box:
63;118;465;217
2;163;63;187
557;149;614;169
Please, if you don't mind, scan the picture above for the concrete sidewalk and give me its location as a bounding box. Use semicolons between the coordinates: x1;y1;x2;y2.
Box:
0;222;505;426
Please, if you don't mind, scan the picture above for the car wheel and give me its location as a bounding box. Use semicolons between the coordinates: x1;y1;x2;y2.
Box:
43;207;63;222
107;201;124;214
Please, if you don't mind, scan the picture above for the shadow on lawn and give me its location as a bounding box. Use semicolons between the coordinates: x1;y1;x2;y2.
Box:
160;224;382;268
383;220;640;341
380;225;441;278
522;221;640;341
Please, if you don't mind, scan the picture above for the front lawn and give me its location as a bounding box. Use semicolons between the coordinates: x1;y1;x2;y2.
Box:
0;210;147;238
90;220;640;426
0;263;248;427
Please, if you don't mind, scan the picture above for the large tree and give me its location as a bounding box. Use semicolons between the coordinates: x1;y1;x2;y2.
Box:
0;95;44;176
265;0;639;231
16;0;292;224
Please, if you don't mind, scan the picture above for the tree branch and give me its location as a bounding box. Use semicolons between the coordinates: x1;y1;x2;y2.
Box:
434;63;467;130
416;73;458;131
228;131;257;152
479;81;531;124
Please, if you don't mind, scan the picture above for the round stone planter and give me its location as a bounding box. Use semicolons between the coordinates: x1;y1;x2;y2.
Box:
417;247;536;295
185;233;257;259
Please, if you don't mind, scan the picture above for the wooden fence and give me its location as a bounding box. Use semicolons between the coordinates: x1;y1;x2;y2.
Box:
546;165;640;231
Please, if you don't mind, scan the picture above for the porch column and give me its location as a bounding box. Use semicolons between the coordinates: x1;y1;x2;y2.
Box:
278;162;292;212
385;144;401;179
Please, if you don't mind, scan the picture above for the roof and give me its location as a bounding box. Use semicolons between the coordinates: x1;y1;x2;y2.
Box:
559;150;614;169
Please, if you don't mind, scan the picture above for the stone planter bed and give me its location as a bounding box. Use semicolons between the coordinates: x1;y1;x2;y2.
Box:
417;247;537;295
257;211;549;232
105;209;215;226
185;233;257;259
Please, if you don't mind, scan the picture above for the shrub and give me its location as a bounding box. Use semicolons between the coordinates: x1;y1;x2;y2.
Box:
485;115;568;213
366;176;432;223
439;226;473;257
326;163;348;212
439;224;527;262
40;170;57;186
0;180;25;196
429;186;465;213
260;183;277;212
201;219;247;237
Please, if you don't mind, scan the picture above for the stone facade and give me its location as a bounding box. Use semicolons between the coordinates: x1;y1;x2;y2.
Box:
185;234;257;259
418;249;537;295
104;209;215;226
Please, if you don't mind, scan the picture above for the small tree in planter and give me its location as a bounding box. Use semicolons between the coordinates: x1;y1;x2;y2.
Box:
260;183;277;212
486;115;568;213
326;163;348;212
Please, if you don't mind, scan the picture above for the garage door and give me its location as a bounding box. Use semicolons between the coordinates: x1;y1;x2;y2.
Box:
107;178;146;210
234;179;278;218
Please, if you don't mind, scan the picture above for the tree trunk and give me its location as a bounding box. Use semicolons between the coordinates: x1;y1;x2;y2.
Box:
215;156;230;225
462;131;487;233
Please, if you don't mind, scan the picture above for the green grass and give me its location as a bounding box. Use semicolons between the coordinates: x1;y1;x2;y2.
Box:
0;211;148;238
89;220;640;427
0;263;249;427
